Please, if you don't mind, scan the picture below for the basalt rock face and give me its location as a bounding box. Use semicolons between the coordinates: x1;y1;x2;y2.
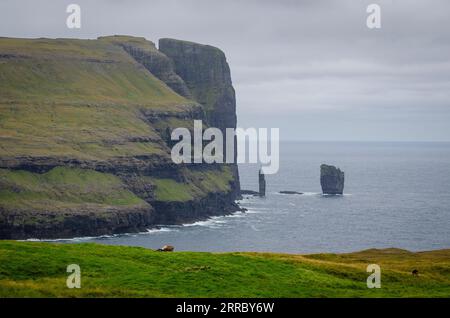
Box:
152;189;240;225
0;36;241;239
159;38;237;131
159;38;241;195
0;205;154;240
320;164;345;195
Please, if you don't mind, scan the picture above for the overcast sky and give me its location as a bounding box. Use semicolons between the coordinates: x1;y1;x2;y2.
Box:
1;0;450;141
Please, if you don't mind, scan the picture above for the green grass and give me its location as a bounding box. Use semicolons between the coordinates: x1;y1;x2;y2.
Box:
152;166;234;202
0;103;168;159
0;167;146;211
0;241;448;297
0;37;197;161
0;37;187;106
152;178;196;202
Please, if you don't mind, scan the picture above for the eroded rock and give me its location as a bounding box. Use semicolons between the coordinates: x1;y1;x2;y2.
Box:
320;164;344;195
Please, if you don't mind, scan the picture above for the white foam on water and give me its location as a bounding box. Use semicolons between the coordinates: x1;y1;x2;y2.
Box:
22;226;179;242
24;234;116;243
141;227;176;234
21;201;264;241
225;211;247;217
244;209;264;214
182;216;227;228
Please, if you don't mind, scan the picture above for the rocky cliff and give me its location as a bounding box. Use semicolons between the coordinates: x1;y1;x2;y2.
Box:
320;164;345;195
0;35;241;239
159;39;237;132
159;38;240;191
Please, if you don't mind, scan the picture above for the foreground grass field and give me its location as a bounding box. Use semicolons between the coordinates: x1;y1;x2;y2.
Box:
0;241;449;297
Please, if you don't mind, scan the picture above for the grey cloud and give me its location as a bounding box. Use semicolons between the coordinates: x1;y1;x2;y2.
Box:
0;0;449;141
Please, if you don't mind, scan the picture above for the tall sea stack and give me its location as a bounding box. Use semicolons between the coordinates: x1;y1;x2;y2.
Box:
320;164;345;195
259;169;266;197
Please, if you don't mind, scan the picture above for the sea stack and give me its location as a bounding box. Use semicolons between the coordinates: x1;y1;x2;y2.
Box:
259;169;266;197
320;164;344;195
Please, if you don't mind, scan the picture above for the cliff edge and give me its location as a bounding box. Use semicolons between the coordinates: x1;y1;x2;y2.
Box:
0;35;240;239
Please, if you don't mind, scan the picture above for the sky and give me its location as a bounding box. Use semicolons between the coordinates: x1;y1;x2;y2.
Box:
1;0;450;141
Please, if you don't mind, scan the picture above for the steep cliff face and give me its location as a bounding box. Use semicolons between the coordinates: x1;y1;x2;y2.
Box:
159;38;241;194
0;36;241;239
159;39;237;132
99;36;192;99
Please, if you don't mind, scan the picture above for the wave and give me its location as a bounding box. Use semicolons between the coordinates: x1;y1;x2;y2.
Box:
141;227;176;234
23;226;177;242
182;216;228;228
182;210;252;228
244;209;264;214
225;211;247;217
22;204;261;242
24;234;117;243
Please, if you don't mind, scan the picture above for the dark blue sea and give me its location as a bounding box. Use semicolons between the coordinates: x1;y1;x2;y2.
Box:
66;142;450;253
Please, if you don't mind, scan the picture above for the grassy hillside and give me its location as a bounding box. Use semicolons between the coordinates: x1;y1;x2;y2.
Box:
152;166;234;202
0;241;449;297
0;37;188;106
0;37;195;160
0;167;147;211
0;36;240;239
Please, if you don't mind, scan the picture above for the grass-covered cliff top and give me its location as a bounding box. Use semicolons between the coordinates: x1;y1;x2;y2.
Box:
0;36;196;160
0;37;189;107
0;241;448;297
98;35;158;54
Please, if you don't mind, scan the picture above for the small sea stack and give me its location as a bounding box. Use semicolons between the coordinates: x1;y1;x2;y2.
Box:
241;190;259;196
279;191;303;195
259;169;266;197
320;164;344;195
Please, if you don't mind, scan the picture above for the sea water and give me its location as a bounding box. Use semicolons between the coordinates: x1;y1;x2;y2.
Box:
66;141;450;253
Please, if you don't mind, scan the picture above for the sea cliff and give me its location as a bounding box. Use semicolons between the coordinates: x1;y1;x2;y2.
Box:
0;35;241;239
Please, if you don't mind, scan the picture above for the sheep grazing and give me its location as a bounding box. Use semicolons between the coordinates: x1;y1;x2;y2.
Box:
157;245;174;252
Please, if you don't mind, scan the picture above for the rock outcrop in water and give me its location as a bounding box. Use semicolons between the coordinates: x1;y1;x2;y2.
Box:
241;190;259;196
0;35;241;239
279;191;303;195
259;169;266;197
320;164;345;195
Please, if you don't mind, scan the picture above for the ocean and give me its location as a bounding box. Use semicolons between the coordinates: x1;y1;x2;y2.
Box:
66;141;450;253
